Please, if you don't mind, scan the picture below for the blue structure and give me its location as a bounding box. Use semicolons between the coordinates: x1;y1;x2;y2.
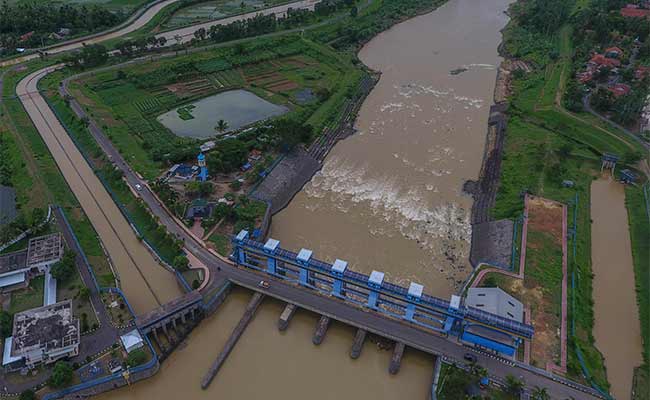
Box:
620;169;636;184
197;153;208;182
601;153;618;173
231;231;533;357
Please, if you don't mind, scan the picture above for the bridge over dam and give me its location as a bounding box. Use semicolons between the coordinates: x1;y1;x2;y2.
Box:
132;231;603;400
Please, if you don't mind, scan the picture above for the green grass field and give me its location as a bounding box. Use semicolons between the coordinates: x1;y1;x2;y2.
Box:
625;185;650;399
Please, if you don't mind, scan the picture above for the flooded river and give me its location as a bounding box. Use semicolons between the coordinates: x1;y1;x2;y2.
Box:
591;177;642;399
99;0;512;398
270;0;511;297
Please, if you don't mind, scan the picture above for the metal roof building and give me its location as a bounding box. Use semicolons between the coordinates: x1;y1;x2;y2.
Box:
466;287;523;322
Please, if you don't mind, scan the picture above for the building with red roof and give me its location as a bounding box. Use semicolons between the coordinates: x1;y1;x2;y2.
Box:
635;66;650;80
604;47;623;58
608;83;631;97
589;54;621;68
621;4;650;18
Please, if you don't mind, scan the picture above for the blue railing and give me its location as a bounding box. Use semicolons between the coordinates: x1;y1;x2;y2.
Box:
235;237;534;339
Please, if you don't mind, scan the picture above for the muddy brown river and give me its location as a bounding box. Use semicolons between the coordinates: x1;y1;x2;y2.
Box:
591;177;642;399
99;0;514;398
271;0;511;297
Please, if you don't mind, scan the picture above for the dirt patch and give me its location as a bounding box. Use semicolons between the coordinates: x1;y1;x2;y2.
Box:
266;81;299;92
524;196;564;369
527;196;563;242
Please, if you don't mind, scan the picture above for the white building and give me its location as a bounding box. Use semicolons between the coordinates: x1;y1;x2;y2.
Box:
120;329;144;353
465;287;523;322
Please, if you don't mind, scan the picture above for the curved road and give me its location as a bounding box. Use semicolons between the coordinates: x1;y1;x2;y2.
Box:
0;0;182;67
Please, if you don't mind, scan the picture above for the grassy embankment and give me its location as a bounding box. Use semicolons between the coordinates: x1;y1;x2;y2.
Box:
486;0;650;389
1;62;116;288
625;185;650;399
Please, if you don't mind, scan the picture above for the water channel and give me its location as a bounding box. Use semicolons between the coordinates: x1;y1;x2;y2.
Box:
271;0;511;297
590;176;642;399
101;0;512;397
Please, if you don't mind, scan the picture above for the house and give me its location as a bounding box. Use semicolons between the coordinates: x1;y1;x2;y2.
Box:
589;54;621;68
241;162;252;172
0;233;63;292
621;4;650;18
5;300;79;368
248;149;262;162
635;66;650;80
465;287;523;322
577;70;594;83
18;31;34;43
604;46;623;58
120;329;144;353
184;198;215;220
169;164;196;180
199;140;216;153
608;83;631;97
57;28;71;37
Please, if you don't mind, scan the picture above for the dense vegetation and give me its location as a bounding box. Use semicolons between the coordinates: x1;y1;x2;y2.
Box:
0;1;122;55
565;0;650;124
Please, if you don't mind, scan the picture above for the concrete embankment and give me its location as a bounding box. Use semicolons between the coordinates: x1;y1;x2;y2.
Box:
201;292;265;389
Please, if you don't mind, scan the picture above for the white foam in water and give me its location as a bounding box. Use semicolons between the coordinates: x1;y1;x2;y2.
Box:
304;158;471;257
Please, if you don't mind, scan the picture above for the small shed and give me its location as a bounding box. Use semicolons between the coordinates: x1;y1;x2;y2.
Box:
120;329;144;353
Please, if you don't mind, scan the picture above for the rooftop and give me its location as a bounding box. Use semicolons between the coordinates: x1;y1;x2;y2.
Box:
11;300;79;357
0;250;28;276
466;287;523;322
589;54;621;68
608;83;632;97
27;233;63;267
0;185;18;227
621;5;650;17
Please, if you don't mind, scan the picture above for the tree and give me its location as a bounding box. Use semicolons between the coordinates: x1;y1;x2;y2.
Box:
532;386;550;400
350;5;358;17
198;181;213;197
0;311;12;338
173;255;189;272
50;249;76;281
48;361;74;388
78;287;90;301
504;375;524;395
19;390;35;400
127;348;148;367
215;119;229;134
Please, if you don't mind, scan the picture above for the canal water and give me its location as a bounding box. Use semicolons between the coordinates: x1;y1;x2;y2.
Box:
590;176;642;399
100;0;512;398
270;0;511;297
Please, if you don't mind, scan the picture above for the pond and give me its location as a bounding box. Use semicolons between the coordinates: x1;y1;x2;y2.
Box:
156;89;288;139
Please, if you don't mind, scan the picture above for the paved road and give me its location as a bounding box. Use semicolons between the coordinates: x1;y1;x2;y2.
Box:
16;66;182;314
582;91;649;149
0;0;183;68
156;0;319;43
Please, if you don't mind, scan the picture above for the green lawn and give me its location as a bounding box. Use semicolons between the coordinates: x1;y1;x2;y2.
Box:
9;276;44;315
625;185;650;399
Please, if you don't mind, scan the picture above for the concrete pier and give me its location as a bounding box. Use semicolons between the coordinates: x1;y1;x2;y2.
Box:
201;292;264;389
429;356;442;400
350;329;367;359
388;342;406;375
312;315;331;345
278;303;298;331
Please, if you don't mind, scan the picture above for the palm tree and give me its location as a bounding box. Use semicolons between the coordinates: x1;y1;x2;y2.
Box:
504;375;524;395
215;119;229;134
532;386;549;400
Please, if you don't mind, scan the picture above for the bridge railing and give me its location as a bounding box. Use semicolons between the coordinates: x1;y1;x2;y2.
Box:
234;235;534;339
